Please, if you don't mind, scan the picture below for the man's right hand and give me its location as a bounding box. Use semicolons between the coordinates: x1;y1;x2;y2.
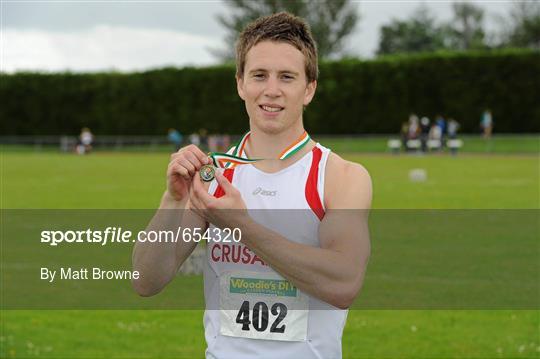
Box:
166;144;210;202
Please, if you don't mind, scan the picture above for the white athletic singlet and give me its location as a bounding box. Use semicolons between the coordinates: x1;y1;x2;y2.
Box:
203;143;348;359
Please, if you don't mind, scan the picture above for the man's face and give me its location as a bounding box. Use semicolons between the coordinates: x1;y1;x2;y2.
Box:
236;41;316;135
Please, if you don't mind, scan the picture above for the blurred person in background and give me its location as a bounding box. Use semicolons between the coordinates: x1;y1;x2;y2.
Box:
406;114;420;152
480;109;493;138
222;134;231;152
408;114;420;140
208;134;218;152
448;118;460;139
168;128;183;152
198;128;208;151
429;122;442;147
400;120;409;150
435;115;446;145
420;116;430;152
76;127;94;155
189;132;201;146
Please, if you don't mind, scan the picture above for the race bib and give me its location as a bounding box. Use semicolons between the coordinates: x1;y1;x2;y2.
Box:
219;271;308;342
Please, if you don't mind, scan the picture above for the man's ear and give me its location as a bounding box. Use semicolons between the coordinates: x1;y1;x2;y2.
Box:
303;80;317;106
236;75;245;101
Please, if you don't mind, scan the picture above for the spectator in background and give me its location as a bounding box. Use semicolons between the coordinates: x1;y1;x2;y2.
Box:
435;115;446;144
448;118;460;139
189;132;201;146
168;128;183;152
400;121;409;150
208;135;218;152
408;114;420;140
420;116;430;152
198;128;208;151
480;109;493;138
208;134;232;152
213;134;231;152
429;122;442;143
76;127;94;155
215;135;223;152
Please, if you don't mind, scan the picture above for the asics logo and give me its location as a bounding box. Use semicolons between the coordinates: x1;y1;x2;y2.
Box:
252;187;277;196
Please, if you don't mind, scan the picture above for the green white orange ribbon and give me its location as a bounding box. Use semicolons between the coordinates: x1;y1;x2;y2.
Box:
208;131;311;169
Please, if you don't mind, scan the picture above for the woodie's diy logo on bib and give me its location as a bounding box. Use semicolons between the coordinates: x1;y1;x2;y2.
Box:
229;277;297;297
220;271;309;342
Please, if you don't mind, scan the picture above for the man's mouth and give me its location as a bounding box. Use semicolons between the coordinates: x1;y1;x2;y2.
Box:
259;105;284;113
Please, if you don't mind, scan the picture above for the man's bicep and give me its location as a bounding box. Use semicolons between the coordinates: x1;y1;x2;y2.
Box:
318;209;369;262
319;160;372;272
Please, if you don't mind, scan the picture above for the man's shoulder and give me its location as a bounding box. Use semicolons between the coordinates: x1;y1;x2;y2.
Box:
326;152;369;179
324;152;372;209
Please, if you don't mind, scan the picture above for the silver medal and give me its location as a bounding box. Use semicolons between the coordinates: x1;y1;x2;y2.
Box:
199;164;216;182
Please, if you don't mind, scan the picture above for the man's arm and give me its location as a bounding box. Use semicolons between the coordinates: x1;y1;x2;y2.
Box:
190;153;372;309
132;193;208;296
132;145;210;296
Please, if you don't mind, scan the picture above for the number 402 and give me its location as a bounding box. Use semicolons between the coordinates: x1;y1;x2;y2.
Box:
235;301;287;333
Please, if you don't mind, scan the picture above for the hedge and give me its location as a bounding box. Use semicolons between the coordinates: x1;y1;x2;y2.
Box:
1;49;538;135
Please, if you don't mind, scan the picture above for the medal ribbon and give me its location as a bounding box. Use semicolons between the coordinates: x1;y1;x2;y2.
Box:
208;131;311;169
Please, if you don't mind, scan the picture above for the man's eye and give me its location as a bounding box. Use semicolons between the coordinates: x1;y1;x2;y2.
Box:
282;75;294;80
253;74;265;79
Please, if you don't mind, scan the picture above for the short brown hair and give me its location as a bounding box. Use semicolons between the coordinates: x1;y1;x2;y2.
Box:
235;12;318;83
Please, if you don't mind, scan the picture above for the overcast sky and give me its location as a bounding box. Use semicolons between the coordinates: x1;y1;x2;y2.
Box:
1;1;513;73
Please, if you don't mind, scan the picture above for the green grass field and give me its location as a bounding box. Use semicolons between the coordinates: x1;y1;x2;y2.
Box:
2;152;538;209
1;143;539;358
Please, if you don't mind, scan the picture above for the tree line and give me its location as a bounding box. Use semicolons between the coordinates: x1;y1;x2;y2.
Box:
2;51;538;136
215;0;539;59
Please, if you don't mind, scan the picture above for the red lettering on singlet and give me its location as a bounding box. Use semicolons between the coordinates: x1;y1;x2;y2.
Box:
211;244;221;262
222;244;231;261
241;246;251;264
251;255;265;266
231;245;241;262
209;243;266;267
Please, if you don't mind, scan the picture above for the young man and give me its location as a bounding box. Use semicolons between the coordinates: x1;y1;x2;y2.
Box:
133;12;371;358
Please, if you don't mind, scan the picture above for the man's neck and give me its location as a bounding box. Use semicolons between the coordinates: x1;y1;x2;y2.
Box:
247;124;307;160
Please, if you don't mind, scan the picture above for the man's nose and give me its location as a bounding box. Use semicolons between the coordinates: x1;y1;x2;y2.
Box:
263;76;282;97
